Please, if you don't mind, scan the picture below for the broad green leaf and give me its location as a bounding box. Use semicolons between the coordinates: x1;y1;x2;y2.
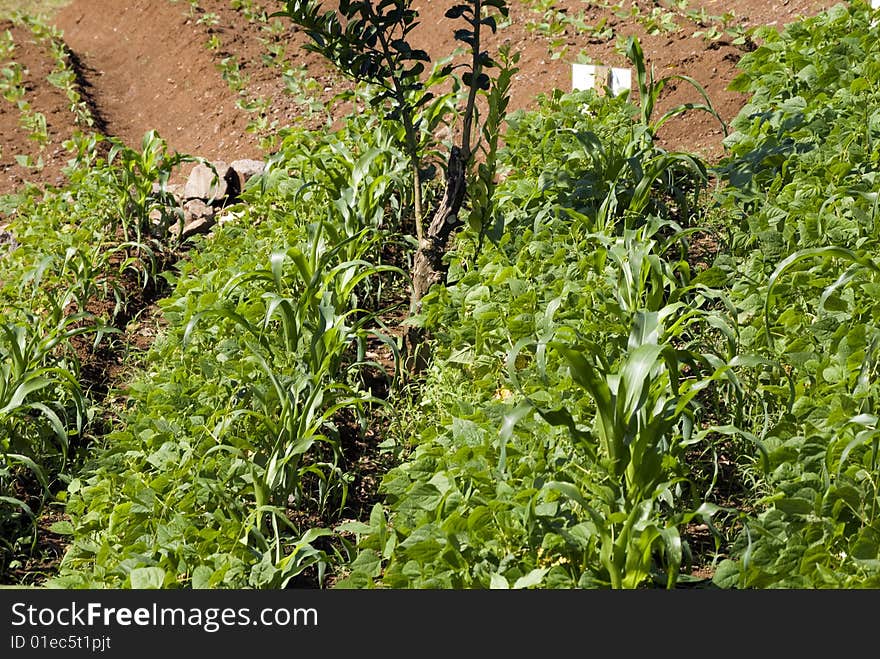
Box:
130;567;166;589
489;573;509;589
49;521;75;535
191;566;214;589
513;568;549;589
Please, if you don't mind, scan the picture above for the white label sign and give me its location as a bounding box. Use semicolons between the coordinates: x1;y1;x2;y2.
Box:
572;64;632;96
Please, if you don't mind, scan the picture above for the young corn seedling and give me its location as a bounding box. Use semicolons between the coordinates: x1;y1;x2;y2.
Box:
105;130;196;249
0;299;107;513
182;225;402;538
625;36;727;141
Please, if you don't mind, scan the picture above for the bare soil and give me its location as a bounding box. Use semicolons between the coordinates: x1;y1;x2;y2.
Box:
0;20;81;193
1;0;841;197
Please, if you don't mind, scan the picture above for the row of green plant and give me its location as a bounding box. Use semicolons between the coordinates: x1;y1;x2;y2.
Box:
0;25;49;170
0;129;200;581
181;0;327;153
0;11;94;175
520;0;750;61
706;0;880;587
332;0;880;589
46;107;418;587
18;12;94;128
335;36;746;587
46;0;523;587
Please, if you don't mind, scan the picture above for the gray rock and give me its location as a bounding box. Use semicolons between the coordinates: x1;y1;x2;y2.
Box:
166;183;185;201
183;198;215;223
181;217;214;240
183;161;233;203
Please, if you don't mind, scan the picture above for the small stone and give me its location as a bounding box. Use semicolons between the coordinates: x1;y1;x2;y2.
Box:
183;198;215;223
183;161;231;202
181;217;213;239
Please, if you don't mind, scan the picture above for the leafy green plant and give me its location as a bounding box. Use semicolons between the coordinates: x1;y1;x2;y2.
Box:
182;227;401;528
0;59;26;103
196;11;219;26
503;216;741;587
4;0;875;593
703;2;880;588
21;12;93;127
104;129;195;249
640;7;680;35
218;55;249;93
274;0;515;347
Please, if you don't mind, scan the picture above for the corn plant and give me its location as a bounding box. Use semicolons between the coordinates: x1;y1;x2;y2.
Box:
183;225;402;537
465;45;518;255
265;110;416;244
499;127;740;586
507;227;737;587
105;130;195;248
0;304;103;568
0;319;86;459
625;36;727;141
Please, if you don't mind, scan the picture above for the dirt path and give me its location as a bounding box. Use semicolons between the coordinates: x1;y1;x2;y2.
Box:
412;0;838;159
53;0;844;163
1;0;842;198
54;0;264;164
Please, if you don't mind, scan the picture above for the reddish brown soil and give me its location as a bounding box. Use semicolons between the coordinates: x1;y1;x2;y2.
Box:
1;0;841;198
412;0;839;159
0;20;84;194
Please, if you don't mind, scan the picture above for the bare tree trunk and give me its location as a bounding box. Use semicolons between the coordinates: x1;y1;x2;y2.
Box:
405;146;468;373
